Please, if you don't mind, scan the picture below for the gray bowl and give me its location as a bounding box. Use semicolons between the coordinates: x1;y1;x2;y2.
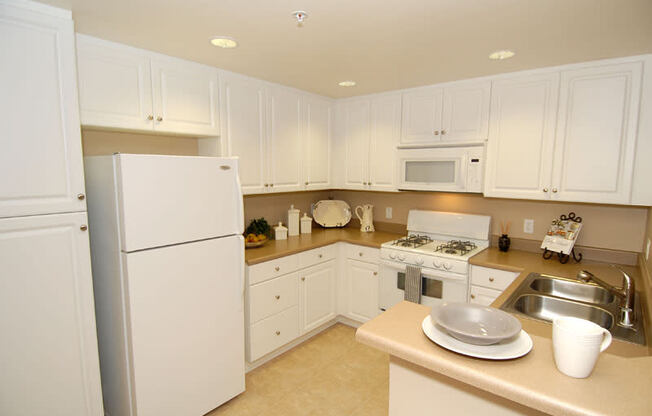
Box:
433;303;521;346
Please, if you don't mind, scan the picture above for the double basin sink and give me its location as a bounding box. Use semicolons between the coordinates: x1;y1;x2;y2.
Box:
500;273;646;345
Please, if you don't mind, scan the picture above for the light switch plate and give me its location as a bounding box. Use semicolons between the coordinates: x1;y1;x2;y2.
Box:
385;207;393;219
524;219;534;234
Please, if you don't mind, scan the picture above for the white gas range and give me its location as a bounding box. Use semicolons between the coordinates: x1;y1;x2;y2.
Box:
379;210;491;311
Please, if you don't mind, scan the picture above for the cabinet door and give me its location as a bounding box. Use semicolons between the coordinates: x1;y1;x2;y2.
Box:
484;73;559;200
552;63;642;204
369;93;401;191
0;5;87;218
267;86;303;192
220;72;267;194
441;81;491;142
76;34;154;131
303;95;332;190
346;259;380;322
151;57;220;136
343;99;371;189
401;87;443;144
300;260;336;333
0;213;103;415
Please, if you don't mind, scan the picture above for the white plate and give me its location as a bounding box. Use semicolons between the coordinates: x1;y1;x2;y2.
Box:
312;200;352;228
422;315;533;360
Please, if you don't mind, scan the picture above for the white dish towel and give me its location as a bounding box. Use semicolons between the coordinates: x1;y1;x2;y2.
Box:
404;265;422;304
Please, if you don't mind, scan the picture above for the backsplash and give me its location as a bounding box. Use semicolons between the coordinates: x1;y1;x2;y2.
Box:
243;191;332;230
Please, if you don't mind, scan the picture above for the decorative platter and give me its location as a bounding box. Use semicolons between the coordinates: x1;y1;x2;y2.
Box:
312;200;352;228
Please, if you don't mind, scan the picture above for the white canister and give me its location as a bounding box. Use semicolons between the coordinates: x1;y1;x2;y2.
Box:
300;213;312;234
274;222;288;240
288;205;300;236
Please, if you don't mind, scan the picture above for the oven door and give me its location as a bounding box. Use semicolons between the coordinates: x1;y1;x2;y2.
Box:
379;259;468;311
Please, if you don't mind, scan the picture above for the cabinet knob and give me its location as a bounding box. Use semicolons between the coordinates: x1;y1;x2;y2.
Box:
80;224;88;231
156;116;163;122
543;188;549;193
274;266;280;271
301;277;306;281
441;130;447;135
373;272;378;276
275;295;280;300
489;277;495;282
471;294;476;299
434;130;440;135
77;193;85;200
264;184;269;187
305;182;309;186
359;252;363;257
270;184;274;187
552;188;558;193
318;254;323;258
146;115;154;121
275;331;281;336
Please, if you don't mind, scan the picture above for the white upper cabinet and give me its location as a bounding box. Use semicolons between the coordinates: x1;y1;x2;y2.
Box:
303;95;332;190
484;73;560;200
0;3;86;218
267;86;303;192
369;93;401;191
551;62;642;204
76;35;219;136
401;81;490;145
76;35;153;131
343;99;371;188
220;72;267;194
150;57;219;136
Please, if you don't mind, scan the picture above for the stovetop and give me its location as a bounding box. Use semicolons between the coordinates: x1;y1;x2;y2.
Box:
381;234;487;261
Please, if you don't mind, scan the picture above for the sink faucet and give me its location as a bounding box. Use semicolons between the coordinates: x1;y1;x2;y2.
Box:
577;266;635;328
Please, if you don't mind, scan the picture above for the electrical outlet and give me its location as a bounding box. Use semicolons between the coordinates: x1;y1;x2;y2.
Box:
646;239;651;260
385;207;393;219
524;219;534;234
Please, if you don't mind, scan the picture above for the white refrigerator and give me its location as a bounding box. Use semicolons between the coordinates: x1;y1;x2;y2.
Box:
84;154;245;416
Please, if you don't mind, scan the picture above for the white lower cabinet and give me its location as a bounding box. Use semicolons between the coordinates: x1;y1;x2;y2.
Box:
345;259;380;322
249;306;300;362
469;265;520;306
299;260;337;333
0;212;103;416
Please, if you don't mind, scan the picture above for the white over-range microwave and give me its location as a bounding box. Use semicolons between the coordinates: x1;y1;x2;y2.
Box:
397;145;484;192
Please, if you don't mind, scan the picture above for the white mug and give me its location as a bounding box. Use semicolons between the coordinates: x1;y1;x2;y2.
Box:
552;316;612;378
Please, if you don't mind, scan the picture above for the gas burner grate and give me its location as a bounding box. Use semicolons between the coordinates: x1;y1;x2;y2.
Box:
392;234;433;249
433;240;478;256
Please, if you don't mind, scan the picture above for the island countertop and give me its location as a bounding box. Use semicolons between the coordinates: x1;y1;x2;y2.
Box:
356;301;652;416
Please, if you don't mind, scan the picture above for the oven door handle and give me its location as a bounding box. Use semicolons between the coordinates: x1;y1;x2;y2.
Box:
380;259;407;270
381;259;467;282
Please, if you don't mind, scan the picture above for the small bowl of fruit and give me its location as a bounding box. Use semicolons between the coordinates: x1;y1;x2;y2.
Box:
244;218;271;249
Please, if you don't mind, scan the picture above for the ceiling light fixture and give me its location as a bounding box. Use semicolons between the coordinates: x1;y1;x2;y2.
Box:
489;50;515;60
338;81;356;87
292;11;309;26
210;36;238;49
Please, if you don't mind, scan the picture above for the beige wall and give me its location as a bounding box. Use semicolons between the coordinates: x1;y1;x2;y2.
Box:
81;129;199;156
244;191;332;230
331;190;648;253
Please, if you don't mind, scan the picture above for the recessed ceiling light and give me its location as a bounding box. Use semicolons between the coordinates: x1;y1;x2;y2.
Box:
489;50;515;60
338;81;356;87
210;36;238;49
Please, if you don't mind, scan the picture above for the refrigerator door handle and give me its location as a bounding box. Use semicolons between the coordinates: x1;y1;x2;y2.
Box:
237;234;245;312
233;162;244;234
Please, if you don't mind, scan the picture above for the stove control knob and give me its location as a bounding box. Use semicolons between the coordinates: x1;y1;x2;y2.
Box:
389;252;396;260
415;257;424;266
397;254;406;261
432;260;441;268
443;262;452;270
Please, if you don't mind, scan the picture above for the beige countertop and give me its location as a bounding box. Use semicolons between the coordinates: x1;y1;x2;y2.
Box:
245;227;403;265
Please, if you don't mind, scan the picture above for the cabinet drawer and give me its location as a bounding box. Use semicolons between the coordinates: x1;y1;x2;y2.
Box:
249;273;298;323
248;306;299;361
471;265;519;291
345;244;380;263
469;285;502;306
297;244;336;269
248;254;300;285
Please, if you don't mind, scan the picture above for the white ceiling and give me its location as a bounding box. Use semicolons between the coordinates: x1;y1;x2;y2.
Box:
39;0;652;98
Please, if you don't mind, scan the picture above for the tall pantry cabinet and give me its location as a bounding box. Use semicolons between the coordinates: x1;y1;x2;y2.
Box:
0;1;103;415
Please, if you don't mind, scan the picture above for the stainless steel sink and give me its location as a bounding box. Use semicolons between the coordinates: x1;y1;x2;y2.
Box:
501;273;646;345
529;276;614;305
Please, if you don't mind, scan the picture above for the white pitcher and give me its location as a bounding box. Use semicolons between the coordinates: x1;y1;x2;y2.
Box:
355;204;375;232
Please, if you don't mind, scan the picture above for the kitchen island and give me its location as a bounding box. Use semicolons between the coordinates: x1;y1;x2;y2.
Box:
356;248;652;416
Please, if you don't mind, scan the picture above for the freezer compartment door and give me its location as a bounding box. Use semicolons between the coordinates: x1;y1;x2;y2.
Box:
116;154;243;252
123;235;245;416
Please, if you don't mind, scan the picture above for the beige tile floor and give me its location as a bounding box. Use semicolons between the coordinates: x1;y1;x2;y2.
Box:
207;324;389;416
